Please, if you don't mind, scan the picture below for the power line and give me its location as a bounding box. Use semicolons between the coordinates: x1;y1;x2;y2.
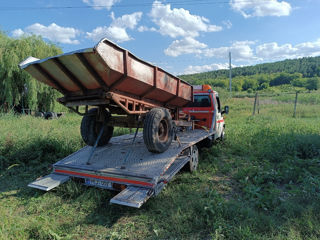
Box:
0;0;280;11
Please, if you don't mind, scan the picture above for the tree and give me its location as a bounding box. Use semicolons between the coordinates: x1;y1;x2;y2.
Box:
0;32;63;112
305;77;319;90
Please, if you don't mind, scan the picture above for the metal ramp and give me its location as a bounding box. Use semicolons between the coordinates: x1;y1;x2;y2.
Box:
110;186;152;208
28;173;70;191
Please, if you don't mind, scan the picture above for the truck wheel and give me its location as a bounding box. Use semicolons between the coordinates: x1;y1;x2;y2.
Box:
198;136;213;149
188;145;199;172
220;128;225;142
80;108;113;147
143;108;173;153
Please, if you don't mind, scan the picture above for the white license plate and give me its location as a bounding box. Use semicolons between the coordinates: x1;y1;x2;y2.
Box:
85;178;113;189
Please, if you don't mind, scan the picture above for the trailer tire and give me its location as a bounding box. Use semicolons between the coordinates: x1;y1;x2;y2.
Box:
188;145;199;172
143;108;173;153
80;108;113;147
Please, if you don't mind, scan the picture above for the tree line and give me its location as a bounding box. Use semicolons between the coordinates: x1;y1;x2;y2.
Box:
0;31;63;112
180;57;320;92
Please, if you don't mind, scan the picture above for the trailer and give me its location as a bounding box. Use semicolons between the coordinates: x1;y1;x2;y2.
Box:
20;38;193;153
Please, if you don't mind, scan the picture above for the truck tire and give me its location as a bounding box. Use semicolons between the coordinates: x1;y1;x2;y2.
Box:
143;108;173;153
220;128;225;142
197;135;214;149
80;108;113;147
188;145;199;172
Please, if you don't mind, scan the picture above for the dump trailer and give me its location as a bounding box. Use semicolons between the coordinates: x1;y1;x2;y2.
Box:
20;39;229;207
20;38;193;153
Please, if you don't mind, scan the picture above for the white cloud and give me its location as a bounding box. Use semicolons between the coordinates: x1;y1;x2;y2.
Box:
12;23;80;44
137;26;157;32
12;29;25;38
230;0;292;18
256;39;320;60
183;63;234;74
204;41;259;62
150;1;222;38
164;37;207;57
222;20;232;29
82;0;120;10
86;11;142;42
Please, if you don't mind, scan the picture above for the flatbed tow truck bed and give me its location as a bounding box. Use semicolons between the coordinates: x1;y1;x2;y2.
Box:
29;129;212;208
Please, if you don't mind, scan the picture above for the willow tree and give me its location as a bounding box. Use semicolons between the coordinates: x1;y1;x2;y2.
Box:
0;31;63;112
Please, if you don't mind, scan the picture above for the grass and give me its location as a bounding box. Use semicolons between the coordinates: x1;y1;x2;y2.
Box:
0;97;319;239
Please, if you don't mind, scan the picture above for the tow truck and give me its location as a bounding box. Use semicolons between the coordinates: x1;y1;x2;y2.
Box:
20;39;229;208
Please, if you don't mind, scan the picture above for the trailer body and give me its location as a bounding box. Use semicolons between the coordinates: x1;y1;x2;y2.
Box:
19;38;192;113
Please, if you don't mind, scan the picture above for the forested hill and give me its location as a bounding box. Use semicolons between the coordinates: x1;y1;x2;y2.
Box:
180;56;320;82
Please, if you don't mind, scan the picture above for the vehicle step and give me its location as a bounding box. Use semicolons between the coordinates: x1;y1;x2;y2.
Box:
110;186;153;208
28;173;70;191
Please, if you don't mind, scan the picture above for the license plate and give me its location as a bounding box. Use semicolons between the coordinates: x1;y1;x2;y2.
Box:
85;178;113;189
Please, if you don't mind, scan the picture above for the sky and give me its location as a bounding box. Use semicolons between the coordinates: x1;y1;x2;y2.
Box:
1;0;320;75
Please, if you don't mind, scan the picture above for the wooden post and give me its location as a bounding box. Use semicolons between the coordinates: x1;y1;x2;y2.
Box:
257;93;260;114
252;92;258;115
293;92;298;118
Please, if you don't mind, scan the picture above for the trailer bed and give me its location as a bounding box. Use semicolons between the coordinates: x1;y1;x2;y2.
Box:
29;129;212;207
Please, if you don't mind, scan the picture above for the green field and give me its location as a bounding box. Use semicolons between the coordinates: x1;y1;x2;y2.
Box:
1;95;320;240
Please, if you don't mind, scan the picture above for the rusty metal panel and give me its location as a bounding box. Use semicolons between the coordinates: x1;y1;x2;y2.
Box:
20;38;192;108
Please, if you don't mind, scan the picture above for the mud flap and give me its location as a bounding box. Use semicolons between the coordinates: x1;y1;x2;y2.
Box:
28;173;70;191
110;186;153;208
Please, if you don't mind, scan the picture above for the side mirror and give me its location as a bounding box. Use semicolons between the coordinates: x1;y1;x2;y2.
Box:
222;106;229;115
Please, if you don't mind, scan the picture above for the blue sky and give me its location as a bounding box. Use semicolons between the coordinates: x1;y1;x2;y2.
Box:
1;0;320;75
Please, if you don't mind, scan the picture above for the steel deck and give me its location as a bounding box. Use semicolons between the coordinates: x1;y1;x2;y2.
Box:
53;129;211;185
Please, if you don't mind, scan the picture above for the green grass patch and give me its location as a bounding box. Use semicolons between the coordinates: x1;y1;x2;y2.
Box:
0;99;319;239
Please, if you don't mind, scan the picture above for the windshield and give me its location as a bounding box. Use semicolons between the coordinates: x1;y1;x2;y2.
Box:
188;95;211;107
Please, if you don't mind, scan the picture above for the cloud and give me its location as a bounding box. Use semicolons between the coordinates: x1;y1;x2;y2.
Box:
12;23;80;44
230;0;292;18
82;0;120;10
183;63;234;74
256;39;320;60
164;37;207;57
222;20;232;29
86;11;142;42
204;41;259;62
137;26;157;32
150;1;222;38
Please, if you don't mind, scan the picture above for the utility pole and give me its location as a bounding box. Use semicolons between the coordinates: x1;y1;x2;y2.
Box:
229;51;232;95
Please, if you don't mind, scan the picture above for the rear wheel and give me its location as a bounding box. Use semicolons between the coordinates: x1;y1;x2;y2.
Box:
80;108;113;147
143;108;173;153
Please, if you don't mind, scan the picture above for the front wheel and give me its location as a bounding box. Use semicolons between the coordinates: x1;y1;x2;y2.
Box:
143;108;173;153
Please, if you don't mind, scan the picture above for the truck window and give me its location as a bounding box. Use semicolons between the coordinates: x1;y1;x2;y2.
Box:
189;95;211;107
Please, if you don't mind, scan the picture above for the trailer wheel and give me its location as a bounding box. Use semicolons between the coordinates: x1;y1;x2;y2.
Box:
80;108;113;147
188;145;199;172
143;108;173;153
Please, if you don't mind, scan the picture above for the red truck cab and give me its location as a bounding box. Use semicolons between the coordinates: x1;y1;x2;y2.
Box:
182;85;228;143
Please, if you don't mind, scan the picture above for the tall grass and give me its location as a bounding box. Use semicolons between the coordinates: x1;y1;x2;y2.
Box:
0;99;319;239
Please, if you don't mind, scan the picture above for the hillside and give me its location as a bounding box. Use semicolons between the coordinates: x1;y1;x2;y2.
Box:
180;56;320;81
180;56;320;92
